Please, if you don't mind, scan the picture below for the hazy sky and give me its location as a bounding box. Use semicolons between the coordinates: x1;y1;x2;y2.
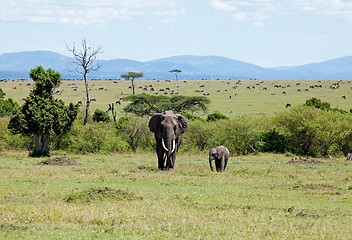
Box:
1;0;352;67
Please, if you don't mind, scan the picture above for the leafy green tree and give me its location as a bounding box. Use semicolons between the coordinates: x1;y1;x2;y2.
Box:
169;69;181;81
121;72;143;95
8;66;78;157
123;94;210;116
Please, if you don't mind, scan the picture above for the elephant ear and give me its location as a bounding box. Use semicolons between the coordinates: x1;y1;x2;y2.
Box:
148;113;162;132
176;114;189;134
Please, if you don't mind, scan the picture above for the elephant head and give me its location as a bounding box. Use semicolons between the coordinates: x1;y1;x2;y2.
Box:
149;110;189;170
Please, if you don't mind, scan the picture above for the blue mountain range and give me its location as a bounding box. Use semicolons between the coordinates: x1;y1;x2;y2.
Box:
0;51;351;80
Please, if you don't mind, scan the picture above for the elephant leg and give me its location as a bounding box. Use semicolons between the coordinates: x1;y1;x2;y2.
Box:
221;155;226;172
156;141;165;170
224;157;228;171
215;159;221;172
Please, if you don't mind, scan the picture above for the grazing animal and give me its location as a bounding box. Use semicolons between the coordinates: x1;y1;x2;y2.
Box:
209;146;230;172
148;110;189;170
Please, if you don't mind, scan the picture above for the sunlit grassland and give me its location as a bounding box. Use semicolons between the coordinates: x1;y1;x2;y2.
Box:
1;152;352;239
0;79;351;118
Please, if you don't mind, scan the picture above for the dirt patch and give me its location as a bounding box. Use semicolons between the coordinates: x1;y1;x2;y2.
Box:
37;156;78;165
287;157;323;164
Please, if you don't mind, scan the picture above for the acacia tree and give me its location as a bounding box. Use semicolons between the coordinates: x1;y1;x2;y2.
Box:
121;72;143;95
8;66;78;157
169;69;181;81
123;94;210;116
67;39;102;125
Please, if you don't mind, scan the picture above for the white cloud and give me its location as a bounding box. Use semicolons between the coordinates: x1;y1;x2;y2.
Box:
211;0;237;11
0;0;184;25
211;0;352;26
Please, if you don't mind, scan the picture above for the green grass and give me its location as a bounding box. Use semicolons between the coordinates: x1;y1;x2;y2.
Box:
1;152;352;239
1;79;351;118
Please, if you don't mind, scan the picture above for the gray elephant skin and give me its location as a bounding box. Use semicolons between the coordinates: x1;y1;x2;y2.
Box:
148;110;189;170
209;146;230;172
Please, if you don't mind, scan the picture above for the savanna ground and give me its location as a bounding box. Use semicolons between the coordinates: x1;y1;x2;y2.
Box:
1;79;352;238
1;152;352;239
1;79;351;117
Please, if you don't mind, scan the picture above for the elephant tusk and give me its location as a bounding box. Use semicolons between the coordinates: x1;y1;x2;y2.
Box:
171;139;176;153
162;138;168;152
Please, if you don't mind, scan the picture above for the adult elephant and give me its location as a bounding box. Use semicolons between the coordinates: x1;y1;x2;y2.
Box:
148;110;189;170
209;146;230;172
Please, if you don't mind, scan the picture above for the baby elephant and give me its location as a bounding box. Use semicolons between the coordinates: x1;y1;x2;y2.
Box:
209;146;230;172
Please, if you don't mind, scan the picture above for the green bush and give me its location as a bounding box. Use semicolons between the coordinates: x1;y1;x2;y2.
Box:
52;120;128;154
179;111;203;121
93;109;110;123
206;113;229;122
209;117;264;155
0;98;18;117
182;120;215;153
183;116;270;155
274;106;352;156
304;97;331;110
0;117;31;151
117;116;154;152
260;128;287;153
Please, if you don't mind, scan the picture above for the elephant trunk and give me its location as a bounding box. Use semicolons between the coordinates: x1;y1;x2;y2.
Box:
209;156;214;171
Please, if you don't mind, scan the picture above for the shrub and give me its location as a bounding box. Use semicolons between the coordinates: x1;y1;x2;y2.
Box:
304;97;330;110
0;117;31;151
0;98;18;117
182;120;215;153
274;106;352;156
52;120;128;154
93;109;110;123
260;128;287;153
206;113;229;122
209;117;264;155
117;116;154;152
179;111;203;121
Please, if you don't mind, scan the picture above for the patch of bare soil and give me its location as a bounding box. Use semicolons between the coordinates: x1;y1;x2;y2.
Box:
287;157;323;164
37;156;78;165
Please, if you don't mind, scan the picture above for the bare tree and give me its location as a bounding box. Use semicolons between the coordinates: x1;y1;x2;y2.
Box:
66;39;102;125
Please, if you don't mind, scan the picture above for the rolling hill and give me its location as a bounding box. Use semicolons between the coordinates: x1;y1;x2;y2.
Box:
0;51;351;80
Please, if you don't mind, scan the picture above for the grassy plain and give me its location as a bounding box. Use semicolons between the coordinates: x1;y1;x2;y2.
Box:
1;152;352;239
1;79;352;238
0;79;351;118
